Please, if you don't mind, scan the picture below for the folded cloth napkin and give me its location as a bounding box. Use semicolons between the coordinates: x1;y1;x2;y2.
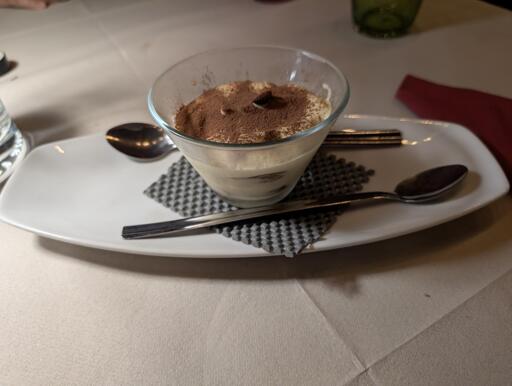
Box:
396;75;512;186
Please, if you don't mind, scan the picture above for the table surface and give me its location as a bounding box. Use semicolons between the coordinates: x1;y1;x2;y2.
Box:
1;0;511;384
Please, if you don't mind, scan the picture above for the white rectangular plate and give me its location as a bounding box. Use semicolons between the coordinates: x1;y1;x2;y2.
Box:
0;115;508;258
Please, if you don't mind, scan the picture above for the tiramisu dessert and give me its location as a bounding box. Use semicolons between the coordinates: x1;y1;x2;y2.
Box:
173;81;331;207
175;81;330;144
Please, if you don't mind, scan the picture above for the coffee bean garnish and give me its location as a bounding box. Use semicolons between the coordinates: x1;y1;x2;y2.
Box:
251;90;274;108
220;107;234;116
251;90;287;110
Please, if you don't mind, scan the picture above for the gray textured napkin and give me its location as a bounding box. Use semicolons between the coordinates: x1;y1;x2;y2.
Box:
145;152;374;257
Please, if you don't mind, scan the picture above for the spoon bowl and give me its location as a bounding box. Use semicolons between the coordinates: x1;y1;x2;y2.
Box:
393;164;468;203
106;123;176;160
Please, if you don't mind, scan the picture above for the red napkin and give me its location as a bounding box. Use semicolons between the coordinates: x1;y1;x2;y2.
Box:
396;75;512;186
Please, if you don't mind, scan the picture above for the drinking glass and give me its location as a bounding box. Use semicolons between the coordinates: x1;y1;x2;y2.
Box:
352;0;422;38
0;99;16;161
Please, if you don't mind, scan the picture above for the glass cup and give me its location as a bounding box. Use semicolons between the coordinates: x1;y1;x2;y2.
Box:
352;0;422;38
148;46;349;208
0;98;16;161
0;99;13;146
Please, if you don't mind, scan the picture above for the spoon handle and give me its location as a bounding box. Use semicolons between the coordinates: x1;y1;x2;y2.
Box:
122;191;396;240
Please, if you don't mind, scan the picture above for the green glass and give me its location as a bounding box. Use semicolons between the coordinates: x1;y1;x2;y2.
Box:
352;0;422;38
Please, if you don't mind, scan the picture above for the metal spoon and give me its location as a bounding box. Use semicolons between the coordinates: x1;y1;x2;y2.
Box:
122;164;468;239
106;123;404;160
106;123;176;160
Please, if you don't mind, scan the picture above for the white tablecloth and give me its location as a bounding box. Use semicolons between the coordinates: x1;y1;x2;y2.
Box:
1;0;511;384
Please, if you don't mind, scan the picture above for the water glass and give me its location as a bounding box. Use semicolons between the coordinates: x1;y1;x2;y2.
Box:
352;0;422;38
0;99;13;147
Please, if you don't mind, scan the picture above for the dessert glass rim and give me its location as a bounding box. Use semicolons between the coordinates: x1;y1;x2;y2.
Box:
147;45;350;150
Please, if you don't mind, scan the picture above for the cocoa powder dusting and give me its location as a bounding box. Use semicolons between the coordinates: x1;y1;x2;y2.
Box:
175;81;325;144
